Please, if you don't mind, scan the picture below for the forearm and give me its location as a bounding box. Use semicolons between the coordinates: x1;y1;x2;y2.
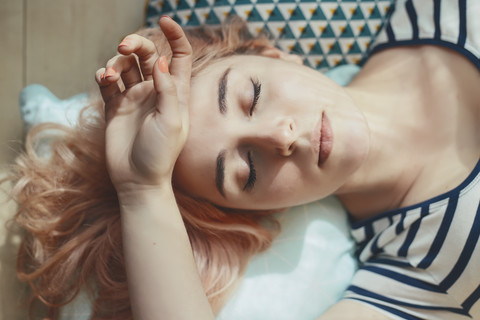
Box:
118;186;215;320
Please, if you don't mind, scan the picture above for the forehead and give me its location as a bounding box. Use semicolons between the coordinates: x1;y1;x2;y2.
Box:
176;55;268;201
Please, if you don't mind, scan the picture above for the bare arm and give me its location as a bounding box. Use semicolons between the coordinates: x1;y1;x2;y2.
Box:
118;187;214;320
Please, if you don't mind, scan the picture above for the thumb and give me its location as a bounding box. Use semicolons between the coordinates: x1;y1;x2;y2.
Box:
152;56;181;121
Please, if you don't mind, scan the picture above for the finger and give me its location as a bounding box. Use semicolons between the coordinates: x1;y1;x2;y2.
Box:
152;56;186;126
95;68;121;103
158;16;193;100
104;55;143;90
118;34;160;81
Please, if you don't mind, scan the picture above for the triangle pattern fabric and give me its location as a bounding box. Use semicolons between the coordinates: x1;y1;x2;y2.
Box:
146;0;395;71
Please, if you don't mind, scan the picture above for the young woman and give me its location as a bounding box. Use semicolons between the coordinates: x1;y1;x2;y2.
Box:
11;0;480;319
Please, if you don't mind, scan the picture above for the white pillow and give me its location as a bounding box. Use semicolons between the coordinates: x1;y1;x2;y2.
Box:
218;197;356;319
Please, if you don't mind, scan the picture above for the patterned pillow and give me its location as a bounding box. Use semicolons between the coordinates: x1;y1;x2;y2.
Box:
146;0;394;71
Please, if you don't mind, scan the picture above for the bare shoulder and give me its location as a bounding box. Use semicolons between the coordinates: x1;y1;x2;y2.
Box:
317;300;392;320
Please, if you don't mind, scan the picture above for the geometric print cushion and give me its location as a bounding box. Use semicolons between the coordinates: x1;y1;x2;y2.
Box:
146;0;395;71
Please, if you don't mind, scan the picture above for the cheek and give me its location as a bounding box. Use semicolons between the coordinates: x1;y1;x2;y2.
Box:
271;72;327;114
263;161;343;206
262;163;310;199
273;76;303;104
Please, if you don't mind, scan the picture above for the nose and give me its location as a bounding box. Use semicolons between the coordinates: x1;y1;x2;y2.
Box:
250;118;297;156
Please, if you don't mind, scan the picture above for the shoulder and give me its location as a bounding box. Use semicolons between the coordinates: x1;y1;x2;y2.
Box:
369;0;480;70
317;300;392;320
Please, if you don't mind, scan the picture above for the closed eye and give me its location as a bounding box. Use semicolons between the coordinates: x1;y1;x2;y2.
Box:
243;151;256;191
249;77;261;116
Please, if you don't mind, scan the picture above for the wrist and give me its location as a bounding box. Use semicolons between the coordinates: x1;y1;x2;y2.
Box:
116;181;175;208
117;181;188;236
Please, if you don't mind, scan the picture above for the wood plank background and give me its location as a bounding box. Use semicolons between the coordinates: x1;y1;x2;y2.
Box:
0;1;147;318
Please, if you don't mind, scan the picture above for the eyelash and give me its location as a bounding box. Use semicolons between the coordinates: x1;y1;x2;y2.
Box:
243;150;256;191
242;78;260;192
249;77;261;116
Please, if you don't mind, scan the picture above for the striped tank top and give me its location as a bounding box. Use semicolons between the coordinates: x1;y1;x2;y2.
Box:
343;0;480;319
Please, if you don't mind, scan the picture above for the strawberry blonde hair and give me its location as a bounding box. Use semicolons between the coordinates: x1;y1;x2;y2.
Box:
9;17;280;319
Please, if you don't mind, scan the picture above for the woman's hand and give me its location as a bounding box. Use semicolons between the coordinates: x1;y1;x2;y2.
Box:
95;17;192;194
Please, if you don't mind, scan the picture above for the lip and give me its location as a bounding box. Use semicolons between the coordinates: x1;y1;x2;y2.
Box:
311;112;333;167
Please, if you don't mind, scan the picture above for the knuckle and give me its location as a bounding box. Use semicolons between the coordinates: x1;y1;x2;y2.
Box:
129;34;144;43
184;41;193;56
143;37;156;48
124;55;139;71
156;78;177;95
135;37;157;58
106;55;121;67
124;34;135;41
164;82;177;95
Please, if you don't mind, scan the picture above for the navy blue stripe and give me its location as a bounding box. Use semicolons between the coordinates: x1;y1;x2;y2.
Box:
348;285;469;315
457;0;467;46
355;244;365;260
369;217;396;256
398;206;429;257
433;0;441;39
385;20;396;42
347;297;422;320
396;211;407;235
362;265;445;293
405;0;419;40
370;234;380;255
418;195;458;269
369;233;384;256
462;284;480;313
439;201;480;290
365;223;374;242
370;257;412;268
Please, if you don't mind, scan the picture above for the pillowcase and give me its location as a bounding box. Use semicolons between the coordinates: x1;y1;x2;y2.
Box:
217;197;357;320
146;0;394;71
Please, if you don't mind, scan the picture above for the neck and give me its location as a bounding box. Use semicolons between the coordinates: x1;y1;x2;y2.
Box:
336;86;426;219
332;46;477;220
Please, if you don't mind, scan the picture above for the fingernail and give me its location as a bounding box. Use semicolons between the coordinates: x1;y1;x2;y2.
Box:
158;56;169;73
105;67;116;78
161;15;172;20
118;39;131;48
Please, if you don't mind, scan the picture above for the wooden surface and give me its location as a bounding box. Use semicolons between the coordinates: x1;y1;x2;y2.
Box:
0;0;24;165
0;1;147;318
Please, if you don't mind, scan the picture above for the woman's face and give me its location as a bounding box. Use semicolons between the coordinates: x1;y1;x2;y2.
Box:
173;54;370;210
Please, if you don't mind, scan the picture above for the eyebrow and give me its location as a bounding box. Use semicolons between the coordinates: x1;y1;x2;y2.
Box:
215;149;227;198
218;67;231;115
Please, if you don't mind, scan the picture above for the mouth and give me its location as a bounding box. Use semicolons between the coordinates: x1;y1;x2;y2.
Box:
311;112;333;167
